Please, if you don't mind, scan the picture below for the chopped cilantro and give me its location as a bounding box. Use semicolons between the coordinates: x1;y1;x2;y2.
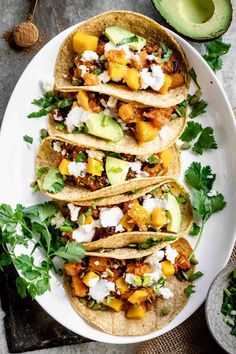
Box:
192;127;217;155
189;100;208;118
36;167;49;179
147;155;159;165
189;68;201;90
117;35;139;46
185;162;216;192
161;42;173;62
176;194;187;204
75;152;86;162
188;271;203;282
189;223;201;236
180;121;203;142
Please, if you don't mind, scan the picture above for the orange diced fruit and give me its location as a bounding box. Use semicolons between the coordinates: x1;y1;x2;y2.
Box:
120;213;135;232
159;74;172;94
84;215;94;225
128;201;150;226
135;121;158;143
73;31;98;54
161;260;175;277
58;159;70;175
108;62;128;79
87;157;103;176
152;208;167;228
115;277;129;294
104;298;123;312
82;271;99;287
77;91;90;111
127;304;146;319
128;289;148;304
72;276;88;297
160;149;173;169
124;68;140;90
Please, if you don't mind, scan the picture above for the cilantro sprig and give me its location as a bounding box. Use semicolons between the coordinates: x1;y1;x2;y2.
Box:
185;162;226;258
28;91;73;118
0;202;85;298
203;38;231;71
180;122;217;155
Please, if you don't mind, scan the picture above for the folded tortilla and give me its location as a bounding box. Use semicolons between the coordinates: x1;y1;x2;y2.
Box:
64;238;194;336
36;136;181;202
54;11;189;108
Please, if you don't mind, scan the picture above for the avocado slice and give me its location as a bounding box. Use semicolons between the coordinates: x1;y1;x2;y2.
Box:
105;156;130;185
105;26;146;50
152;0;232;41
166;192;181;233
86;112;124;142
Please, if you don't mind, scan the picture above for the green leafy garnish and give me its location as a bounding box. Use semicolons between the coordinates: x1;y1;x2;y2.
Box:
108;167;123;173
28;91;73;118
180;121;203;142
188;271;203;282
161;42;173;62
175;99;189;117
36;167;49;179
84;208;92;217
185;162;226;258
40;128;49;141
42;168;64;193
176;194;187;204
203;38;231;71
184;285;196;297
0;202;85;298
93;69;102;75
189;100;208;118
23;135;33;144
189;68;201;90
117;35;139;46
147;155;159;165
75;152;86;162
189;223;201;236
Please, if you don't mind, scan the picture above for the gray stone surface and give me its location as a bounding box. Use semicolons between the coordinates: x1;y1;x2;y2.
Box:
0;1;236;353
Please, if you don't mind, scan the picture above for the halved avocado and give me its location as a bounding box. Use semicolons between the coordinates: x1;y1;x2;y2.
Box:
152;0;232;41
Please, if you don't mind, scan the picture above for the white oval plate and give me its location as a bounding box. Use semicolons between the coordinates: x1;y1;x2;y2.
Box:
1;23;236;344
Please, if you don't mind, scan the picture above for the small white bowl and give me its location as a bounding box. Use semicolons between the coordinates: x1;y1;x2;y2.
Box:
205;262;236;354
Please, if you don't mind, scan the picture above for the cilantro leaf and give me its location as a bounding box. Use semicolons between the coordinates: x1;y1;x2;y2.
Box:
23;202;58;222
185;162;216;192
53;242;85;262
188;271;203;281
192;127;217;155
189;68;201;90
27;109;48;118
189;223;201;236
148;155;159;165
0;251;12;270
192;190;226;222
36;167;48;178
42;168;64;193
175;99;189;117
203;38;231;71
161;42;173;62
75;152;86;162
189;100;207;118
180;121;203;142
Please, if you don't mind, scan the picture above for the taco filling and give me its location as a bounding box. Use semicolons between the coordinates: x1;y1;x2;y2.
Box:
50;91;182;144
52;184;185;245
64;242;191;320
69;26;186;94
41;139;175;193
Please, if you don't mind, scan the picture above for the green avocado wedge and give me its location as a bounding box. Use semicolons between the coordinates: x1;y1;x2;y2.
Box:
152;0;232;41
86;112;124;142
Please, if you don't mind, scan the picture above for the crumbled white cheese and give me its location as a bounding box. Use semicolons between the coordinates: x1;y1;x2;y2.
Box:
100;98;107;108
115;224;125;233
61;149;67;156
81;50;99;62
146;54;158;62
99;71;110;83
78;65;88;78
86;149;105;162
67;203;81;222
68;161;87;177
165;244;178;264
140;65;164;91
125;274;140;287
41;78;54;92
159;287;173;299
88;278;115;303
104;42;140;62
159;126;171;140
51;212;65;228
129;161;149;178
53;109;64;122
207;190;218;197
100;207;124;227
72;219;101;242
107;97;118;109
15;223;23;236
52;141;62;152
94;261;100;266
143;195;168;213
65;106;89;133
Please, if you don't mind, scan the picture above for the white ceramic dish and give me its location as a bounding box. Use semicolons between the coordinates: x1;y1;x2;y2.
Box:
0;22;236;344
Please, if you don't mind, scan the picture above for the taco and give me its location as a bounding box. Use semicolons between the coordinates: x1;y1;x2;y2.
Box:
36;136;181;202
54;11;189;107
53;180;192;252
64;238;195;335
48;90;187;154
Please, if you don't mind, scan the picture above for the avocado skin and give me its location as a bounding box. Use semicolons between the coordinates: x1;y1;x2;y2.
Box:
151;0;232;42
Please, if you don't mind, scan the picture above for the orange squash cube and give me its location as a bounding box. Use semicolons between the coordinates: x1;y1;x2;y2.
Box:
159;74;172;94
73;31;98;54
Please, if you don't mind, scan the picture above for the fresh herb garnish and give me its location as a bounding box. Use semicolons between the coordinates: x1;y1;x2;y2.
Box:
75;152;86;162
184;285;196;297
176;194;187;204
189;223;201;236
117;35;139;46
147;155;159;165
93;69;102;75
40;128;49;141
42;168;64;193
189;68;201;90
0;202;85;298
23;135;33;144
189;100;208;118
188;271;203;281
107;152;127;161
203;38;231;71
221;269;236;336
180;122;217;155
28;91;73;118
161;42;173;62
185;162;226;258
84;208;92;217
